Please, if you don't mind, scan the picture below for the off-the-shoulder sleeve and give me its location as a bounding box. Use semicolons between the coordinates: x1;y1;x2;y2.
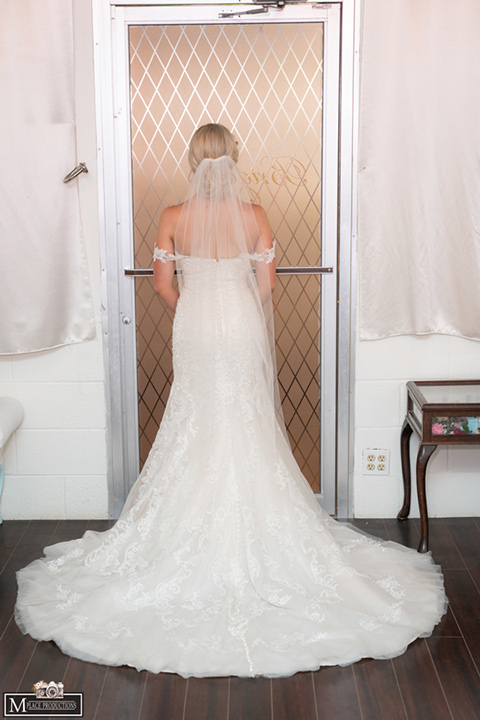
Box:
250;240;276;264
153;247;177;263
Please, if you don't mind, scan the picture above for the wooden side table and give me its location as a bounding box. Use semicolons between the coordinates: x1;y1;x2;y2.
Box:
397;380;480;553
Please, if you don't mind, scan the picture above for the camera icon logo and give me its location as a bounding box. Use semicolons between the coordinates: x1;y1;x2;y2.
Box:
32;680;65;699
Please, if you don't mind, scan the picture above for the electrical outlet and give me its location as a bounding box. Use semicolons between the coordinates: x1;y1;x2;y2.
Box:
362;449;391;475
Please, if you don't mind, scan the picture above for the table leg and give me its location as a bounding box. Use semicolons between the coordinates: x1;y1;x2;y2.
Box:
397;418;413;521
416;444;437;553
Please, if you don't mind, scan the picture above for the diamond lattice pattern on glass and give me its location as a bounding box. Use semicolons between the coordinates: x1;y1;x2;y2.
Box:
130;22;323;491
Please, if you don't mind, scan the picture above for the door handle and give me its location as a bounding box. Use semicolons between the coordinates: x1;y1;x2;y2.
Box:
124;266;334;277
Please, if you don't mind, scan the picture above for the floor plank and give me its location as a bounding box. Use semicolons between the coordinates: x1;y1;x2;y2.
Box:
86;519;116;532
391;640;451;720
56;657;109;720
0;616;37;699
442;568;480;670
353;658;407;720
229;676;271;720
138;672;187;720
0;520;30;574
6;520;60;570
312;665;362;720
271;672;317;720
93;665;147;720
443;517;480;591
424;519;464;570
183;676;229;720
0;565;18;635
430;602;461;639
383;517;420;549
15;637;71;693
0;520;60;636
426;636;480;720
352;519;389;541
443;518;480;558
47;520;90;547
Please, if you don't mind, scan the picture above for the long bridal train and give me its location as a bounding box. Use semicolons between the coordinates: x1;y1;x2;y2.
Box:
15;256;446;678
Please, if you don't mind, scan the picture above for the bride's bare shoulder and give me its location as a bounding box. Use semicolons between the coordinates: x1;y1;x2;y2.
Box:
249;203;269;227
239;201;266;219
157;203;184;233
156;203;184;245
160;203;184;222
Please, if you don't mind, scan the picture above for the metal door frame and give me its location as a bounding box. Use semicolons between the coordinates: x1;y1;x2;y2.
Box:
93;0;359;519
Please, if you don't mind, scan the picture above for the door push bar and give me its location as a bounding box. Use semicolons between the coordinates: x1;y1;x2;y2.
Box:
124;266;334;277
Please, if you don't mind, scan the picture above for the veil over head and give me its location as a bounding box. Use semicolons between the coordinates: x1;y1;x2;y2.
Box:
174;154;262;260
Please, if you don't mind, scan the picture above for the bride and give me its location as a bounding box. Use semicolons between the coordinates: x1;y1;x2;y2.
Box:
14;124;446;678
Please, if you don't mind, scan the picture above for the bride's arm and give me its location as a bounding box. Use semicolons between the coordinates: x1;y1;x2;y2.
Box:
252;205;276;302
154;207;180;311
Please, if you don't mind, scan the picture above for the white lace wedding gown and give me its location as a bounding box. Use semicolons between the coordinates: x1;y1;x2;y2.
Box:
15;252;447;678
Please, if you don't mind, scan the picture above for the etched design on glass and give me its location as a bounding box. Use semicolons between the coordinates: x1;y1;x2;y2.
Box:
130;23;323;490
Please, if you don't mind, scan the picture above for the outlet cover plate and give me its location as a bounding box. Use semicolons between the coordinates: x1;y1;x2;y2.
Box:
362;449;391;475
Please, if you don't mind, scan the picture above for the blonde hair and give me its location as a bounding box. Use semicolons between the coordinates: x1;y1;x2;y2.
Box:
188;124;239;172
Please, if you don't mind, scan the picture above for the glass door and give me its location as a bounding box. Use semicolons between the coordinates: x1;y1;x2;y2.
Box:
111;3;340;515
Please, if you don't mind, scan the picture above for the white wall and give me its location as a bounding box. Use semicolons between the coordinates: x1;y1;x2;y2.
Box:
0;0;108;520
354;327;480;518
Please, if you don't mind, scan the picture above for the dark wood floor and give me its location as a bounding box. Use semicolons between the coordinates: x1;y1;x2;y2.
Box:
1;517;479;720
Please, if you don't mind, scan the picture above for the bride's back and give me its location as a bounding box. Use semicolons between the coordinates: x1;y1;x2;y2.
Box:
174;196;260;260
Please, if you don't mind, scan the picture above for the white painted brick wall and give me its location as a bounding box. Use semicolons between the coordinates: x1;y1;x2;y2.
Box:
0;359;12;382
0;337;109;520
354;333;480;518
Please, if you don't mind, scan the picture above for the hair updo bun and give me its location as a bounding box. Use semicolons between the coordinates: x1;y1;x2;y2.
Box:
188;123;239;172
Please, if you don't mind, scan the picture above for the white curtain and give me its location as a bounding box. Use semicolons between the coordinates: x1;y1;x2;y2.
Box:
0;0;95;354
358;0;480;341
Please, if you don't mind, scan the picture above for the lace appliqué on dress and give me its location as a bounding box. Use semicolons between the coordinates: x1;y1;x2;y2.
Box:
56;584;83;611
153;243;275;264
72;614;134;639
153;247;177;263
249;240;276;264
47;542;84;574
